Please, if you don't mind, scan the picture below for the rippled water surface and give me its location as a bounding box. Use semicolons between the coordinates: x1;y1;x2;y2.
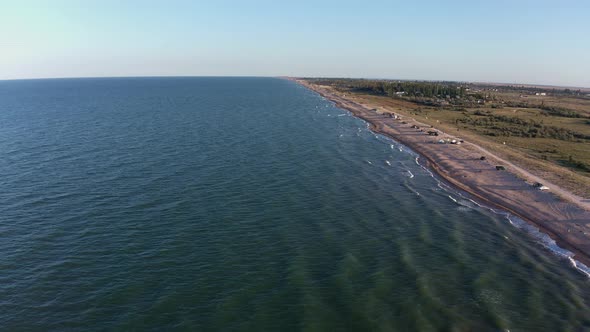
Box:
1;77;589;331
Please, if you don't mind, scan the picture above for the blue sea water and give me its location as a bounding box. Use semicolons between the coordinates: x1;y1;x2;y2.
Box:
0;77;589;331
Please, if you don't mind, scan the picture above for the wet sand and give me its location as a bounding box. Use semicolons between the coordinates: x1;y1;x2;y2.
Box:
295;79;590;269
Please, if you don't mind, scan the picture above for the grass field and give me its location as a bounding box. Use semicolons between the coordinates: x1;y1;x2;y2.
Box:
407;106;590;173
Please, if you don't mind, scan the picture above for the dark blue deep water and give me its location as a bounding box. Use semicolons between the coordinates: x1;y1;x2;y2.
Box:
1;77;589;331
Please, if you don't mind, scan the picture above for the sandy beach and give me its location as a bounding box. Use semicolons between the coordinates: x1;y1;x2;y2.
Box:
294;78;590;270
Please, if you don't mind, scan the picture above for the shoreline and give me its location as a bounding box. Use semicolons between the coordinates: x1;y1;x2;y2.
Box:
292;78;590;270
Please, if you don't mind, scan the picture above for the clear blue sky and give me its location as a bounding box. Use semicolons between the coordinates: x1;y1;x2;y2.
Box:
2;0;589;86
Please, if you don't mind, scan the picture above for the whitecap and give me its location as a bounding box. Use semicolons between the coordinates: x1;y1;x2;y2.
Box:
457;206;472;212
507;216;590;278
569;258;590;277
406;184;420;196
320;92;590;278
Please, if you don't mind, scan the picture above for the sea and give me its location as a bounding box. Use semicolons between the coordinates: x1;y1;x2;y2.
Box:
0;77;589;331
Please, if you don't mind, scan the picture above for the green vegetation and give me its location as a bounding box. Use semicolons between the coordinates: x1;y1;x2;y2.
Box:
309;78;466;99
478;84;587;97
456;114;590;141
311;78;589;118
539;105;584;118
438;109;590;173
565;156;590;172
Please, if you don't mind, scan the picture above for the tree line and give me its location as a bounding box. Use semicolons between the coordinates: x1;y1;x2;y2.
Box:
309;79;466;99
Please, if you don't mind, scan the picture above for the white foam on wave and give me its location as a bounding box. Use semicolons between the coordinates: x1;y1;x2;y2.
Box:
569;258;590;277
403;183;421;197
407;170;414;178
416;152;590;278
507;216;590;278
319;98;589;277
448;195;458;203
440;188;480;212
337;114;346;117
457;206;472;212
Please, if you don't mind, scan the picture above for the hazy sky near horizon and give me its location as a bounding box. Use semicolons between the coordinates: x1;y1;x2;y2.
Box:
1;0;589;86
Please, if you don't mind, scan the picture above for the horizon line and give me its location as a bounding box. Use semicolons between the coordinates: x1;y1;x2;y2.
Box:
1;75;588;90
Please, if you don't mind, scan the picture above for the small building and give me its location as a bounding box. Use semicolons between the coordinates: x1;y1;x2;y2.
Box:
427;131;439;136
496;165;506;171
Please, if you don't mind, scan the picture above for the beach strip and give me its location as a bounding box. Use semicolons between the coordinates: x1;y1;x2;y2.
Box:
294;78;590;269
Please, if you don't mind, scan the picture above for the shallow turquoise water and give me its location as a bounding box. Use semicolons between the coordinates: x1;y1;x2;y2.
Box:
0;77;588;331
